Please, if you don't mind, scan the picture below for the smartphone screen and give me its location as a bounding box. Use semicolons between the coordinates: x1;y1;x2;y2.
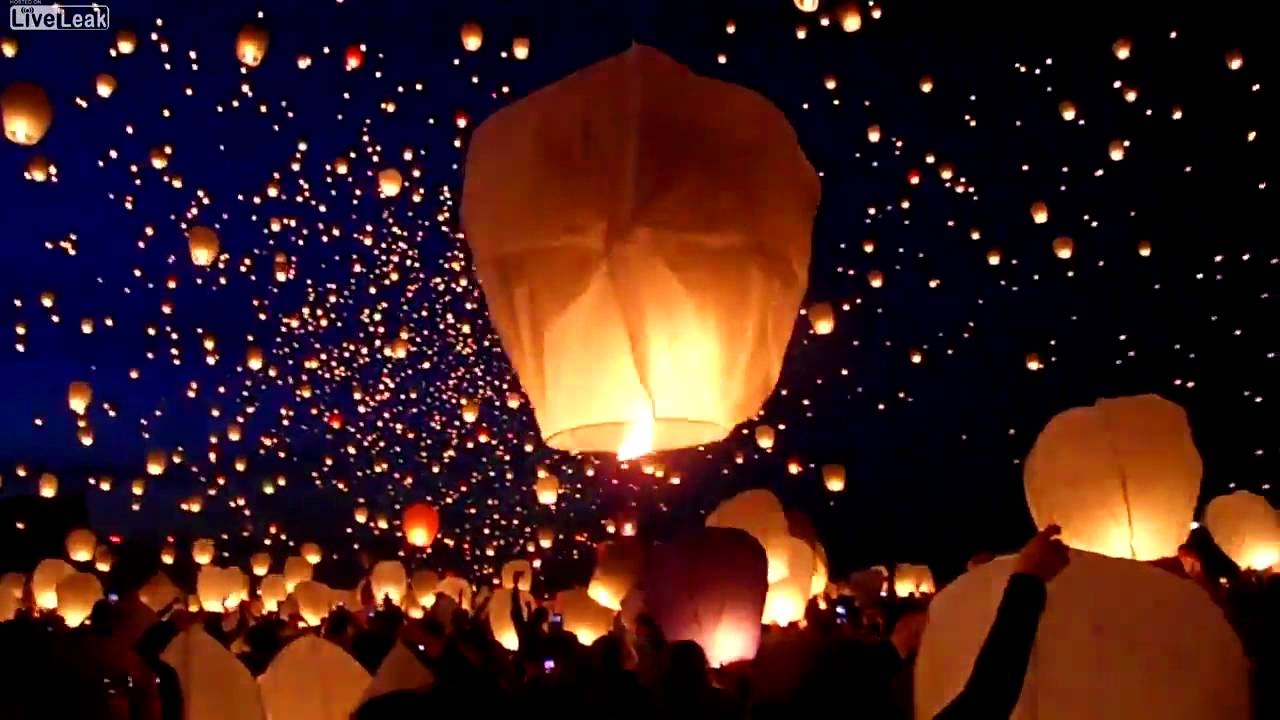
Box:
550;612;563;624
543;658;555;672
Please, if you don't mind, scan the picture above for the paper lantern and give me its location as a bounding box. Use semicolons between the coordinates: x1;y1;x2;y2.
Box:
260;574;287;613
283;556;312;593
160;544;176;565
821;464;846;492
146;449;168;476
260;635;370;720
463;45;818;458
537;527;555;549
403;502;439;547
68;381;92;414
1052;236;1074;259
411;570;439;605
486;587;533;651
587;539;645;610
377;168;401;197
94;545;114;572
754;424;776;449
26;154;50;182
0;572;24;600
838;4;862;31
94;73;117;99
65;528;96;563
534;473;560;505
32;558;75;610
892;563;935;597
512;36;530;60
1138;239;1152;257
192;538;216;565
198;566;242;612
1112;38;1133;60
867;270;884;288
38;472;58;497
115;29;137;54
794;0;819;11
1204;490;1279;570
1030;201;1049;224
708;489;792;583
1025;395;1202;561
370;561;407;605
138;572;183;612
1108;139;1127;161
246;552;270;577
556;588;615;645
353;505;369;525
1225;50;1244;71
292;581;331;627
434;575;472;611
762;536;814;626
807;302;835;335
1;37;16;58
460;22;483;51
501;559;533;591
162;628;267;720
915;551;1250;720
1059;100;1077;121
2;81;52;145
188;226;219;267
867;123;882;143
644;527;768;667
235;24;268;67
55;572;103;628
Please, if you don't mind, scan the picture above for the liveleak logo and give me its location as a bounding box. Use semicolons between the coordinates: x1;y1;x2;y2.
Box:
9;2;110;31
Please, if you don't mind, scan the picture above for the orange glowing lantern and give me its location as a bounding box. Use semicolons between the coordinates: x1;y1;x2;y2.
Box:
403;502;440;548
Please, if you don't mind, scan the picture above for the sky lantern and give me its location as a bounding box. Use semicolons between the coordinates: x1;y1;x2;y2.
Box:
236;24;269;67
893;563;935;596
26;155;50;182
463;45;819;460
192;538;216;566
378;168;402;197
1059;100;1077;121
555;588;614;645
65;528;96;563
761;535;814;626
1225;49;1244;71
867;269;884;288
146;449;167;475
1053;236;1074;259
344;45;363;70
188;225;219;267
370;560;407;604
1;37;16;58
55;572;103;628
260;575;287;612
1025;395;1202;561
754;425;776;449
38;472;58;498
1030;200;1049;224
246;347;264;370
3;81;53;145
919;75;934;93
159;545;176;565
115;29;137;54
291;581;331;628
807;301;835;335
403;502;439;547
838;4;862;31
794;0;819;12
300;542;323;565
1025;352;1043;371
537;527;555;549
460;22;483;51
707;489;792;582
353;505;369;525
588;540;645;611
273;252;289;282
512;36;531;60
916;552;1250;720
867;123;881;143
95;73;116;98
130;478;146;496
461;399;480;423
1108;139;1127;161
1137;239;1152;257
150;147;169;169
535;473;560;505
986;248;1002;266
1112;37;1133;60
68;381;92;414
250;552;271;577
94;545;113;573
1204;491;1279;571
32;559;74;610
822;464;846;492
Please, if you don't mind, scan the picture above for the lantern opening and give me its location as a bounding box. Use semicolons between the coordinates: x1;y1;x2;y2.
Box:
547;416;730;459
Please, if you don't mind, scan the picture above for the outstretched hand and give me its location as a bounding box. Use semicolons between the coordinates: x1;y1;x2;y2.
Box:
1013;524;1070;583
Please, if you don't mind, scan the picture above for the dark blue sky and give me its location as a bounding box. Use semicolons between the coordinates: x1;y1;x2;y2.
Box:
1;0;1274;581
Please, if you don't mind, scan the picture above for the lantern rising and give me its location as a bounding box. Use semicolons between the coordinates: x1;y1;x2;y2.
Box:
463;45;818;459
2;81;53;146
235;24;269;67
1204;491;1279;571
403;502;440;548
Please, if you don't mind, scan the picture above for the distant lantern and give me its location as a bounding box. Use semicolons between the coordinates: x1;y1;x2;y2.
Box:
1204;491;1279;571
807;301;835;335
1030;201;1049;224
893;563;935;596
794;0;819;12
823;74;837;90
188;225;219;267
38;473;59;498
460;22;483;51
344;45;363;70
403;502;440;548
236;24;269;67
535;474;560;505
505;391;523;409
867;124;881;143
159;545;176;565
1112;38;1132;60
353;505;369;525
334;157;349;175
822;464;846;492
300;543;323;565
2;81;53;146
1025;395;1202;561
986;249;1002;266
838;4;862;32
65;528;96;563
1225;50;1244;71
1;37;16;58
146;449;167;475
461;399;480;423
919;75;934;93
93;545;113;573
131;478;145;496
512;36;530;60
1137;240;1152;257
378;168;402;197
909;348;924;364
463;45;819;459
1052;236;1074;259
755;425;776;450
1058;100;1077;121
538;527;555;549
273;252;289;282
192;538;216;566
787;458;803;475
115;29;137;54
1108;139;1127;161
68;381;92;414
95;73;117;98
27;154;50;182
867;270;885;288
1025;353;1042;371
247;347;264;370
78;426;94;447
149;147;169;170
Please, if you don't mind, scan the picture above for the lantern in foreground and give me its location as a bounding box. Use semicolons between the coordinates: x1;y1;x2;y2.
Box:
188;225;219;267
236;24;269;67
32;558;75;610
292;581;331;627
916;551;1249;720
283;556;312;593
463;45;819;458
501;559;533;591
487;586;533;651
66;528;96;563
370;561;407;605
260;635;370;720
56;572;103;628
761;536;814;626
893;563;935;597
1204;490;1279;571
403;502;439;548
588;540;645;610
1025;395;1201;561
556;588;615;645
707;489;791;583
644;527;768;667
2;81;53;145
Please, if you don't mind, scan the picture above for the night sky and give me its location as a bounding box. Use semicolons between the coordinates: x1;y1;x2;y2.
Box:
0;0;1274;585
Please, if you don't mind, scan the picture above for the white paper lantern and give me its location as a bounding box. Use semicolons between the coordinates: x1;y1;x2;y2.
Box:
1205;490;1279;571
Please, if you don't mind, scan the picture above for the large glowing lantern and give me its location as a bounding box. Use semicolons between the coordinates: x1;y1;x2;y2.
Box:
162;628;267;720
235;24;268;67
283;556;312;593
260;574;287;613
555;588;615;645
65;528;96;562
915;551;1250;720
1024;395;1202;561
370;561;407;605
377;168;402;197
292;581;331;627
588;539;646;611
198;566;244;612
2;81;53;145
32;558;75;610
463;45;818;458
260;634;370;720
1204;490;1279;571
644;527;768;667
38;472;58;497
192;538;216;565
893;563;935;597
68;381;92;414
138;572;183;612
403;502;439;548
707;489;791;583
761;536;814;626
55;572;103;628
188;225;219;267
501;559;533;591
487;586;534;651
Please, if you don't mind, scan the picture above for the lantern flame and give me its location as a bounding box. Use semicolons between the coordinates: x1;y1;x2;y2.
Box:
616;408;654;461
